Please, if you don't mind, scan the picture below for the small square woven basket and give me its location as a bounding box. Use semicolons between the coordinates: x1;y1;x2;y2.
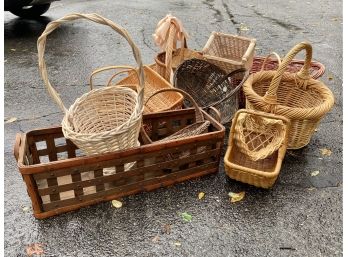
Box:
202;31;256;73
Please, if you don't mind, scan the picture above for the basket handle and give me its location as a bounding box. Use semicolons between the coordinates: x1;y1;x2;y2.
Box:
89;65;137;89
145;88;204;123
228;109;290;146
242;39;256;64
14;133;23;161
164;23;188;81
207;106;222;123
264;42;312;104
37;13;145;114
260;52;281;71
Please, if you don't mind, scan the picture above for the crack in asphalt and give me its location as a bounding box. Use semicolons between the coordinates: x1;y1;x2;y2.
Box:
140;28;156;52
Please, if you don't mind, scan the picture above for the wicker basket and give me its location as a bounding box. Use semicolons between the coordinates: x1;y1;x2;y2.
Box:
251;52;325;79
37;13;145;156
243;42;335;149
202;31;256;73
14;108;225;219
141;88;211;145
224;109;290;188
154;20;202;82
173;58;249;124
90;65;183;113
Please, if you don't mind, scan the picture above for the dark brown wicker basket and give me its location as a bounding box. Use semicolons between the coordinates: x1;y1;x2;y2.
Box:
173;58;248;124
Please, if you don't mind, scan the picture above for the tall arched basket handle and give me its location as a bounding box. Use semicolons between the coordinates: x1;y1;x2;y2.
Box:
37;13;145;114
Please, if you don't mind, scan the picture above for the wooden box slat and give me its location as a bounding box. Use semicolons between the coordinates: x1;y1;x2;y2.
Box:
14;108;225;219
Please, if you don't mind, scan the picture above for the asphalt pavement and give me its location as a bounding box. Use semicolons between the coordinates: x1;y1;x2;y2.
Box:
4;0;342;256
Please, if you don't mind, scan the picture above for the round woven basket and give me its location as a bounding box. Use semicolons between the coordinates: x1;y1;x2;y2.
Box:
154;23;202;82
243;42;334;149
37;13;145;156
174;58;248;124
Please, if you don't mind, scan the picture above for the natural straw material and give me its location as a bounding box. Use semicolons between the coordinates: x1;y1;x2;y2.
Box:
251;52;325;79
202;32;256;73
154;16;202;81
141;88;210;145
90;65;183;114
224;109;290;189
174;58;248;124
234;110;288;161
243;42;335;149
37;13;145;156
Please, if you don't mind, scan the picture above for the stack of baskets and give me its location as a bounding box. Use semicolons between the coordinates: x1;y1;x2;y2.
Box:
14;13;336;218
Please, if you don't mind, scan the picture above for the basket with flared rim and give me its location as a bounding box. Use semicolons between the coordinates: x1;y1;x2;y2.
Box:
243;42;334;149
37;13;145;156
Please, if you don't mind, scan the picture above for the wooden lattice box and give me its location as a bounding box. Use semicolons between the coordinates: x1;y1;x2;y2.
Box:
14;108;225;219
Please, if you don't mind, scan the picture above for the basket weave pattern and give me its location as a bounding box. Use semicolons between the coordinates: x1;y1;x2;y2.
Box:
224;109;290;188
202;32;256;73
174;59;248;124
243;42;334;149
37;13;145;156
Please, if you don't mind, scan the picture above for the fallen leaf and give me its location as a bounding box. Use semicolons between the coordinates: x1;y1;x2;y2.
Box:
162;224;171;234
22;206;30;212
26;243;44;256
319;148;332;156
328;74;333;80
5;117;17;124
152;235;160;243
331;17;339;21
174;242;181;246
308;187;316;191
311;170;320;177
4;59;7;63
181;212;192;222
10;48;16;51
239;23;250;31
228;191;245;203
111;200;122;208
198;192;205;200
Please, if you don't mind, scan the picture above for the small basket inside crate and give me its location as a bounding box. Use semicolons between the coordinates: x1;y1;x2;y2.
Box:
224;109;290;188
14;108;225;219
202;31;256;73
174;58;249;124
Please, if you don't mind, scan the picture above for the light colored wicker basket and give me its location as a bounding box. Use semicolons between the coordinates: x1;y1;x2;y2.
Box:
224;109;290;189
202;31;256;73
243;42;335;149
90;65;183;114
155;22;202;82
37;13;145;156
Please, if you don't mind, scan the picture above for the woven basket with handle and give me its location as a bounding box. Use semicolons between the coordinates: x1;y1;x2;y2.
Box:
243;42;335;149
154;21;202;82
202;31;256;73
37;13;145;156
224;109;290;189
174;58;249;124
89;65;183;114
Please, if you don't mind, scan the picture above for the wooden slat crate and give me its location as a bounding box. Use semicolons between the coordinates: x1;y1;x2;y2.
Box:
14;108;225;219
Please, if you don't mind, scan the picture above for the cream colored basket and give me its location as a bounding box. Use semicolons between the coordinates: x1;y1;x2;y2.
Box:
202;31;256;73
37;13;145;156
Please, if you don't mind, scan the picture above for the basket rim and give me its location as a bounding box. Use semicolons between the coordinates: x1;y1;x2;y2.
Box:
223;145;281;178
243;71;335;120
117;65;184;110
63;86;142;140
16;108;225;173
